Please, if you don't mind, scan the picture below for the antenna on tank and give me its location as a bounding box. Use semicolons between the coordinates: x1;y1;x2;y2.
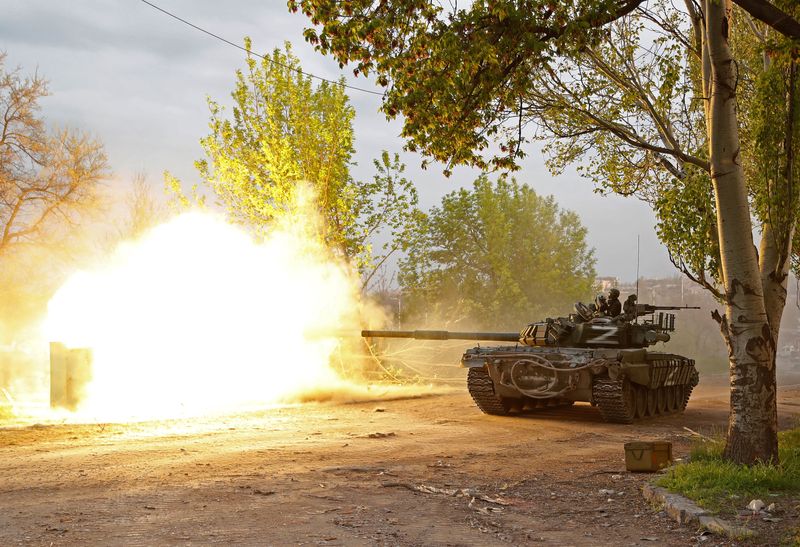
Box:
635;234;640;297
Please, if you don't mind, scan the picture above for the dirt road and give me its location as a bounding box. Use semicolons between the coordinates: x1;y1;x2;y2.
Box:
1;373;799;547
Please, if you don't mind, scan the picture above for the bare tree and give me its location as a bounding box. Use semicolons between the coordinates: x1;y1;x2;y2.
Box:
0;53;108;256
120;172;167;239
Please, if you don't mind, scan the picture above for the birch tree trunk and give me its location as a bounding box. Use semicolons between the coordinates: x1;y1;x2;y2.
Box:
704;0;778;464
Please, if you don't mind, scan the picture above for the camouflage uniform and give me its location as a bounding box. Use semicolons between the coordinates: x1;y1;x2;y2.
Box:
607;289;622;317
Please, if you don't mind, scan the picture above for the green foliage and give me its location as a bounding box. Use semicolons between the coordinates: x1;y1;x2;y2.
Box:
399;177;596;329
289;0;642;174
657;427;800;512
197;40;356;250
290;0;725;287
653;164;721;285
527;3;725;290
163;171;206;212
176;40;421;284
351;151;425;289
734;22;800;276
291;0;800;291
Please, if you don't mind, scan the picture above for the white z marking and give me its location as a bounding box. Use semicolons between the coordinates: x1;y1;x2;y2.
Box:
588;326;618;345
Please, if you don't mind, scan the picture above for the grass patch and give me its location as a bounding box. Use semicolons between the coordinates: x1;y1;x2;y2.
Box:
656;427;800;513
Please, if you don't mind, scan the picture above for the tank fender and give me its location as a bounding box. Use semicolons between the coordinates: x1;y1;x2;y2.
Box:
621;363;651;386
619;349;648;362
619;350;650;386
461;354;487;368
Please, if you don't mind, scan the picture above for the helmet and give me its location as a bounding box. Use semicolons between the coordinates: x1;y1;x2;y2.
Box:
609;288;620;299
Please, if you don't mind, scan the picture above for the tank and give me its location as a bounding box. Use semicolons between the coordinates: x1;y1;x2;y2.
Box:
362;299;700;423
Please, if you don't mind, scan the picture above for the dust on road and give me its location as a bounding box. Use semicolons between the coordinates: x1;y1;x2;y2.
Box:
1;373;799;547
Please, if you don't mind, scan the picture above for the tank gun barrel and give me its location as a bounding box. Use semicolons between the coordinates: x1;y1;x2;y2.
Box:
361;330;520;342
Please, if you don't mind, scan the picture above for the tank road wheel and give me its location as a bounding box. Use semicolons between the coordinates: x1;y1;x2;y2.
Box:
666;386;680;413
645;388;657;417
665;387;675;413
592;377;636;424
467;367;512;416
656;388;668;415
662;386;673;413
634;386;648;419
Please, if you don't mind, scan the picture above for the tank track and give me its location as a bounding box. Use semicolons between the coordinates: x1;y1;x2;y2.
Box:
593;373;698;423
467;367;511;415
592;378;635;424
683;369;700;409
468;367;573;415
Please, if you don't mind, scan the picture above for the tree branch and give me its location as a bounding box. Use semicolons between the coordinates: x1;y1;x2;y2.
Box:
732;0;800;40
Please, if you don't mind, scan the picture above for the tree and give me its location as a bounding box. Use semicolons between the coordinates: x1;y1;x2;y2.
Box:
0;53;107;341
196;41;354;246
399;177;596;330
100;173;169;254
291;0;800;463
351;151;426;291
0;53;107;257
179;41;421;286
121;173;167;240
507;1;798;463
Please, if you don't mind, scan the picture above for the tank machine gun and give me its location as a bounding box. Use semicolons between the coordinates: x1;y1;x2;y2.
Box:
634;303;700;315
362;300;700;423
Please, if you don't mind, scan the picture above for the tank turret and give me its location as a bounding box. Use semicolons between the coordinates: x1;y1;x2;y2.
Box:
517;303;699;349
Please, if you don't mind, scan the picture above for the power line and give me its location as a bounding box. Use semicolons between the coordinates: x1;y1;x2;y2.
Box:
138;0;385;97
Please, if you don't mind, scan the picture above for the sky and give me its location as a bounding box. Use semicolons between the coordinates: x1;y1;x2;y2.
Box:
0;0;677;282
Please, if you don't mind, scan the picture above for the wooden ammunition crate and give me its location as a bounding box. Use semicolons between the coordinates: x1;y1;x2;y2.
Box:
624;441;673;472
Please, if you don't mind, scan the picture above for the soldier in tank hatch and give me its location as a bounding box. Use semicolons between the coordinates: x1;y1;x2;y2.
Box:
623;294;638;321
607;288;622;317
595;294;608;315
